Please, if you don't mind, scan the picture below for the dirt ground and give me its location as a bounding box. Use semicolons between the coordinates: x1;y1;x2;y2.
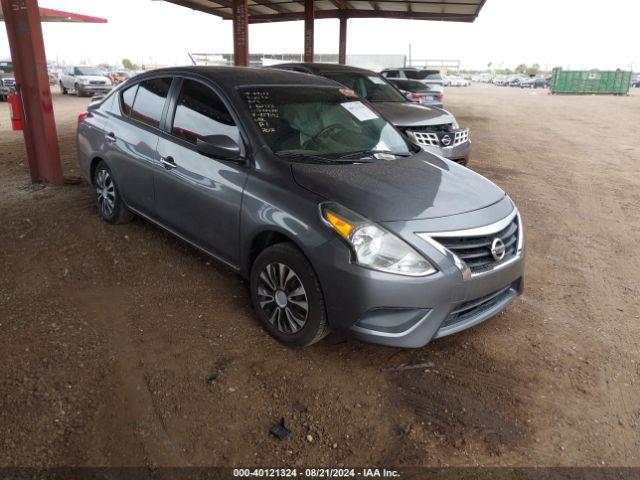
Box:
0;84;639;468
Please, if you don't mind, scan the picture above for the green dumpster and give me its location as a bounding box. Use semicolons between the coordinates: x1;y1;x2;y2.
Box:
550;68;631;95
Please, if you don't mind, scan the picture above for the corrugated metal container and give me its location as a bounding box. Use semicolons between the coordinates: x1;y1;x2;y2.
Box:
550;68;632;95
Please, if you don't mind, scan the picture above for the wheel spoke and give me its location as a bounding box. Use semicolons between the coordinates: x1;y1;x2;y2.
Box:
288;298;308;313
283;267;296;288
260;271;276;291
267;307;278;326
267;264;279;290
284;308;299;333
277;263;287;289
288;285;305;299
276;308;286;332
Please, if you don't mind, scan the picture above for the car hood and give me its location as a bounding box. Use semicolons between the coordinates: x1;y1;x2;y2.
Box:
291;152;506;222
373;102;454;128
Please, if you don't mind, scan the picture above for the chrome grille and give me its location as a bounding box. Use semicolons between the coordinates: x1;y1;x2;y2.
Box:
406;127;469;149
431;215;520;274
90;81;106;86
409;131;439;146
453;130;469;145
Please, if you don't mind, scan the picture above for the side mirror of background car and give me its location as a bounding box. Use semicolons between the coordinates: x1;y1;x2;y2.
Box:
196;135;244;162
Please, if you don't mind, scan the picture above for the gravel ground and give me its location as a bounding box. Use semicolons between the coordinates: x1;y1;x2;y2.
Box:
0;84;639;468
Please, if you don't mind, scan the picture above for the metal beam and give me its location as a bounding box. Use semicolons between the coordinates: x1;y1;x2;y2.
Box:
1;0;63;184
304;0;314;62
338;13;347;64
249;9;476;22
232;0;249;65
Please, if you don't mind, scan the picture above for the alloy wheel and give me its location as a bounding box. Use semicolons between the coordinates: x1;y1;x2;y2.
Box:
257;262;309;334
95;169;116;218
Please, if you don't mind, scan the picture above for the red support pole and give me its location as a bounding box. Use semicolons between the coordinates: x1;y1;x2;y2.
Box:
338;14;347;65
2;0;63;184
304;0;314;63
232;0;249;66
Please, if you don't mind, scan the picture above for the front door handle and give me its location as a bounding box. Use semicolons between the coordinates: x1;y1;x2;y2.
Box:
105;132;116;143
161;156;177;170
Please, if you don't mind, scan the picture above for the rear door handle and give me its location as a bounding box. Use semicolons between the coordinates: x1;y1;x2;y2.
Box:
161;156;177;170
105;132;116;143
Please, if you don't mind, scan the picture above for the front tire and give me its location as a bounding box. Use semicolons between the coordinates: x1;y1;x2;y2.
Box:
60;82;68;95
250;243;330;347
93;161;133;224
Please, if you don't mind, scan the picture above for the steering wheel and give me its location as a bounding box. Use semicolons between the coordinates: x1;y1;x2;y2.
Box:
304;123;347;147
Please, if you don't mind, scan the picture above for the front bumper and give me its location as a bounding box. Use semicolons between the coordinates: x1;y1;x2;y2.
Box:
314;198;524;348
421;141;470;165
77;84;112;94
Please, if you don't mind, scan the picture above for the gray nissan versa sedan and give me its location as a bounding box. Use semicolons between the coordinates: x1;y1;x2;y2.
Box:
77;67;524;348
270;63;471;165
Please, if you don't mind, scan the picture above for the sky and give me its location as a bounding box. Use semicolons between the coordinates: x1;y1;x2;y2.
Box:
1;0;638;71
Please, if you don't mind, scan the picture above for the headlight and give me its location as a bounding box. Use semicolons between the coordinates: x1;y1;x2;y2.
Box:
451;119;459;129
78;78;89;85
321;203;437;277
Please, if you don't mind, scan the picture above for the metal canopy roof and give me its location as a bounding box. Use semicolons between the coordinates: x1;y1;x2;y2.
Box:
165;0;486;23
0;6;108;23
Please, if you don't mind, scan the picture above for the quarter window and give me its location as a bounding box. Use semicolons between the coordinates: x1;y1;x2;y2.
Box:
121;84;137;117
130;77;172;128
171;79;239;145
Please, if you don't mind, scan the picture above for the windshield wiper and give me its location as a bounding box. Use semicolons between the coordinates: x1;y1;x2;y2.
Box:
276;151;375;164
336;150;412;160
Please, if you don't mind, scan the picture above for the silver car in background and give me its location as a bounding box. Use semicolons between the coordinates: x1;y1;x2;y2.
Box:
270;63;471;165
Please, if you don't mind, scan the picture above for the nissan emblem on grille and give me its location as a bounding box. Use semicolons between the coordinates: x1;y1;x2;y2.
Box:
441;134;452;146
491;237;506;261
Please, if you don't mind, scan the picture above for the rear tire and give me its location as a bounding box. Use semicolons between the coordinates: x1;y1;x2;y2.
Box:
250;242;330;347
93;161;133;225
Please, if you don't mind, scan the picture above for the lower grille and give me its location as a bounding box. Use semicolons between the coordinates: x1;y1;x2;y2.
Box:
441;285;514;329
90;81;106;86
431;215;519;274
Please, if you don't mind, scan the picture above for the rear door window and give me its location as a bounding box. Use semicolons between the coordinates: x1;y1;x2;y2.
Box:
130;77;172;128
383;70;399;78
171;79;240;145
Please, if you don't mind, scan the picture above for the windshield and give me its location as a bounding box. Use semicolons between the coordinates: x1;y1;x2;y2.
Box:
405;70;442;81
241;86;413;161
392;79;432;92
74;67;103;76
322;72;407;103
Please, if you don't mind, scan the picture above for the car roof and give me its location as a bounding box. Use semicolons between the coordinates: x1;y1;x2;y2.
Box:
133;65;339;92
269;62;379;77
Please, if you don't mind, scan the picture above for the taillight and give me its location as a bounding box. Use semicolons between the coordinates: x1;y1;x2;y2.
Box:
78;112;91;124
436;94;444;101
408;93;423;102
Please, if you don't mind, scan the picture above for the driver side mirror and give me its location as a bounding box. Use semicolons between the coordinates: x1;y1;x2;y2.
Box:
196;135;244;162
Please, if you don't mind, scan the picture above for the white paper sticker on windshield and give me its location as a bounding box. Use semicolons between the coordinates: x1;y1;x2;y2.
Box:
341;101;379;122
368;76;387;85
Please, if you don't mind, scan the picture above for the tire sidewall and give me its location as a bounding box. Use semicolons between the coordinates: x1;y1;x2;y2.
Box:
250;244;327;347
